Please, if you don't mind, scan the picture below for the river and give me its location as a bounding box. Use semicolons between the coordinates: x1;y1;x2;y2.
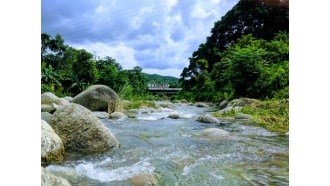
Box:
45;101;289;186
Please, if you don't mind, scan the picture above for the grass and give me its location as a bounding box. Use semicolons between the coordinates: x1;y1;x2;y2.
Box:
119;99;157;110
212;98;289;133
241;99;289;133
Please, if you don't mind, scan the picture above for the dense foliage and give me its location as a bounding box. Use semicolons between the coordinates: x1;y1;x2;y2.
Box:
42;0;288;104
179;0;289;102
144;74;180;88
41;33;148;98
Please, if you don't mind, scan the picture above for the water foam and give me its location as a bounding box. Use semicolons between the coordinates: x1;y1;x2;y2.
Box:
75;158;155;182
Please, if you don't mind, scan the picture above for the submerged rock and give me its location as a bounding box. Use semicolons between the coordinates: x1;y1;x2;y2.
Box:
168;113;180;119
41;167;71;186
196;114;219;123
201;128;229;138
109;112;127;120
130;174;159;186
41;119;64;166
93;111;109;119
49;103;120;153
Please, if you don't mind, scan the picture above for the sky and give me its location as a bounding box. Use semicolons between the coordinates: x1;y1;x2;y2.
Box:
41;0;239;78
4;1;330;185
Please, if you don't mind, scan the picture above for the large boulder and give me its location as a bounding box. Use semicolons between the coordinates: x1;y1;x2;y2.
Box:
49;103;120;153
71;85;119;113
41;120;64;166
41;167;71;186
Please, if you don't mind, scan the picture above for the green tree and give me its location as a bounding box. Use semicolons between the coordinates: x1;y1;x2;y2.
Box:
72;49;99;85
180;0;288;101
95;56;122;90
41;33;67;69
41;62;62;92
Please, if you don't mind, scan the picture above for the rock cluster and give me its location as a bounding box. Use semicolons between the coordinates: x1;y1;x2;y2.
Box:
41;85;120;185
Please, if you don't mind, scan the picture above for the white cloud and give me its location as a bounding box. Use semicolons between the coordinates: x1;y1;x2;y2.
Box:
164;0;178;11
210;0;222;4
95;5;107;14
71;42;138;70
42;0;239;78
191;5;209;19
130;17;142;30
191;1;221;19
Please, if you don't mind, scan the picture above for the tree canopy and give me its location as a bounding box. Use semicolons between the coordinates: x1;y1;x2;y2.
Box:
41;33;148;97
179;0;288;101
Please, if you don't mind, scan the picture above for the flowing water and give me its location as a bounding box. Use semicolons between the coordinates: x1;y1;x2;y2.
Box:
46;102;289;186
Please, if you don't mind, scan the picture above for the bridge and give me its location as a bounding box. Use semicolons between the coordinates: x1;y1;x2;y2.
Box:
147;83;182;95
147;87;182;95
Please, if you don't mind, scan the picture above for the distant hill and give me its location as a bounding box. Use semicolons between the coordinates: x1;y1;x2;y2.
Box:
143;73;181;88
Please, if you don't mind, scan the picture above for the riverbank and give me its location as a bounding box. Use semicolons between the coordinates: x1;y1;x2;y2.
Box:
123;98;289;133
241;99;289;133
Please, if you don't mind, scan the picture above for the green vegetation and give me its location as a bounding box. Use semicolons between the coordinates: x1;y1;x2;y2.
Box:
144;73;180;88
42;33;155;98
212;109;240;118
179;0;288;102
241;99;289;133
212;99;289;133
41;0;289;133
122;100;157;110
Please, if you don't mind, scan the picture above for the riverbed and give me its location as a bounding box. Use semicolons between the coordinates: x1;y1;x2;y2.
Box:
46;102;289;185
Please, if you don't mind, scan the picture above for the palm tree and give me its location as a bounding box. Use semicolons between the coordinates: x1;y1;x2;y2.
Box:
41;63;62;90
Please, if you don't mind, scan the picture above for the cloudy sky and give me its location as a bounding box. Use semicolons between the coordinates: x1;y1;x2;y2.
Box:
41;0;239;78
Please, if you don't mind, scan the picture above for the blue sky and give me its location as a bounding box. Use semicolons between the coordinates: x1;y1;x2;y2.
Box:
42;0;239;78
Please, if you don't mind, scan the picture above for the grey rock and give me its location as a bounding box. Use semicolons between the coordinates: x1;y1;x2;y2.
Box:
41;120;64;166
219;106;242;114
41;104;56;113
93;111;109;119
194;102;209;107
196;114;219;123
71;85;119;113
235;113;252;120
130;174;159;186
227;98;258;107
41;112;53;124
168;113;180;119
219;100;228;109
201;128;229;138
41;167;71;186
109;112;127;120
49;103;120;153
41;92;69;105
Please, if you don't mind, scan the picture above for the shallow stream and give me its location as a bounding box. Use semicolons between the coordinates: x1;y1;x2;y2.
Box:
46;102;289;185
